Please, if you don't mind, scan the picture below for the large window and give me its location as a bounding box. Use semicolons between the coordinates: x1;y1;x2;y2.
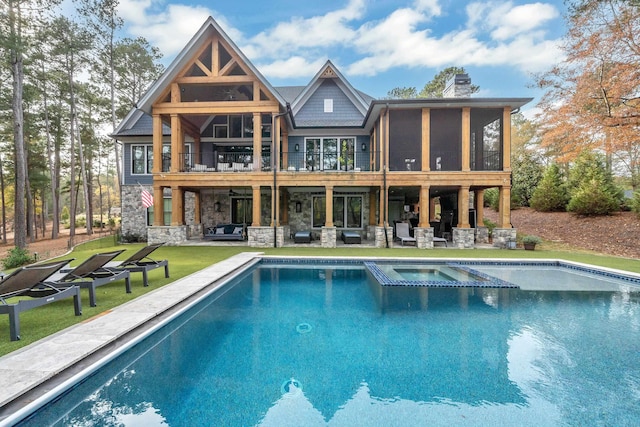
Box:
132;144;191;174
146;197;172;226
231;197;253;224
312;195;363;229
132;145;154;174
304;137;355;171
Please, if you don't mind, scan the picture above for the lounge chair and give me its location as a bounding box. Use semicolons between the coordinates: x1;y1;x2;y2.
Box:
341;231;361;244
395;222;416;246
294;231;312;243
47;250;131;307
104;243;169;287
433;236;448;247
0;260;82;341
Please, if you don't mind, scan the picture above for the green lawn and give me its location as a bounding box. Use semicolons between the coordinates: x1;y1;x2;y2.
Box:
1;237;639;356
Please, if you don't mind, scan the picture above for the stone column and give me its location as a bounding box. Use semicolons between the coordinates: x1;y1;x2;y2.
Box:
321;226;337;248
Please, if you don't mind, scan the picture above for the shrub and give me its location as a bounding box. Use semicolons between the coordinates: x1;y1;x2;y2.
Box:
2;247;34;269
60;206;70;222
482;218;497;235
630;191;640;218
568;179;620;216
484;188;499;210
530;163;569;212
521;235;542;244
120;232;147;243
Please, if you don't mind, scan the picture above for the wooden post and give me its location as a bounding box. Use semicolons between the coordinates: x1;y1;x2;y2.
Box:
419;185;430;227
475;189;485;227
153;186;163;226
252;185;261;226
421;108;430;171
462;107;471;172
458;186;470;228
152;114;163;173
170;114;182;172
325;186;333;227
253;112;261;171
503;107;511;171
498;186;511;228
171;187;184;225
369;191;377;226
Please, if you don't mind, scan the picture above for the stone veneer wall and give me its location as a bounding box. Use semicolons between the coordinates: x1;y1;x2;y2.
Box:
147;226;189;245
492;228;517;248
121;185;198;243
248;226;284;248
121;185;152;238
452;228;475;248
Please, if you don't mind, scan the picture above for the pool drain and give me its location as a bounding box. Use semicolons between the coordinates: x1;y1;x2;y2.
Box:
296;322;312;334
281;378;302;397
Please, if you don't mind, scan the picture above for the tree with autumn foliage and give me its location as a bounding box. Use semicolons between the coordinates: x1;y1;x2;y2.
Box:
535;0;640;189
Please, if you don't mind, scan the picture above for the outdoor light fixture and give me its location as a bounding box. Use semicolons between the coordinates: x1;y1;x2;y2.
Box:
296;201;302;213
214;201;221;212
362;143;367;151
295;143;300;152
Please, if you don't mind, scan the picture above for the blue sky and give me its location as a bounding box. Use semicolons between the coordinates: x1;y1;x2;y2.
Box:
115;0;568;115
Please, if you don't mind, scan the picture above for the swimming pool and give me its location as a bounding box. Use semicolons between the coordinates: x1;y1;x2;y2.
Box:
12;259;640;426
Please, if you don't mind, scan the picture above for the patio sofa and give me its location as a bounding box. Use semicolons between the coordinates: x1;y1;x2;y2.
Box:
204;224;245;241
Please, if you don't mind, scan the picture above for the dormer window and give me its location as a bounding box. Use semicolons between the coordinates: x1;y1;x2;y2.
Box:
324;99;333;113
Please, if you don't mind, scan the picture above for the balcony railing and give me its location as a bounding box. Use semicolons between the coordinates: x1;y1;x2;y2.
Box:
281;151;374;172
178;151;272;172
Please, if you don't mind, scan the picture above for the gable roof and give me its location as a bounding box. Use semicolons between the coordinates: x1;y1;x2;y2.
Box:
135;16;288;114
290;61;370;118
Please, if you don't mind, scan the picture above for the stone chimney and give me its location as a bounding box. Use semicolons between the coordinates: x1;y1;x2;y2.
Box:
443;73;471;98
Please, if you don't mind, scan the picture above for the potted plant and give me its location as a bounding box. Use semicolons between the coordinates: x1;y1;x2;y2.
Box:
522;235;542;250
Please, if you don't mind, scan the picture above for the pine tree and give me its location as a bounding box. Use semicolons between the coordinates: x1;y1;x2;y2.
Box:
530;163;569;212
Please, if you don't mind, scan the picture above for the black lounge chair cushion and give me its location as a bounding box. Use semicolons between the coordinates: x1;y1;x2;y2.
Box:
294;231;312;243
341;231;361;244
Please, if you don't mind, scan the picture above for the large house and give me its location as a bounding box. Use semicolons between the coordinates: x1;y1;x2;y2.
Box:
113;16;531;248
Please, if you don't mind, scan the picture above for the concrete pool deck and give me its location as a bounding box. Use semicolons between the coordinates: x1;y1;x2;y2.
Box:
0;252;263;423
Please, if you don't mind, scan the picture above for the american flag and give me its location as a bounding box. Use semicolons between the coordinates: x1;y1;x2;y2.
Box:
141;189;154;208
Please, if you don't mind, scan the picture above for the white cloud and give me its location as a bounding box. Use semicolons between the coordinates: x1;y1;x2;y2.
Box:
118;0;564;81
245;0;365;60
466;1;559;41
256;57;329;79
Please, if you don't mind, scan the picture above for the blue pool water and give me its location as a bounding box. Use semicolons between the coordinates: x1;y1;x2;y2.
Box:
18;260;640;426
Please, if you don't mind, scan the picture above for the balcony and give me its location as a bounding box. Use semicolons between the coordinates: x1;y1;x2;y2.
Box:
280;151;374;172
173;151;376;173
178;151;272;172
